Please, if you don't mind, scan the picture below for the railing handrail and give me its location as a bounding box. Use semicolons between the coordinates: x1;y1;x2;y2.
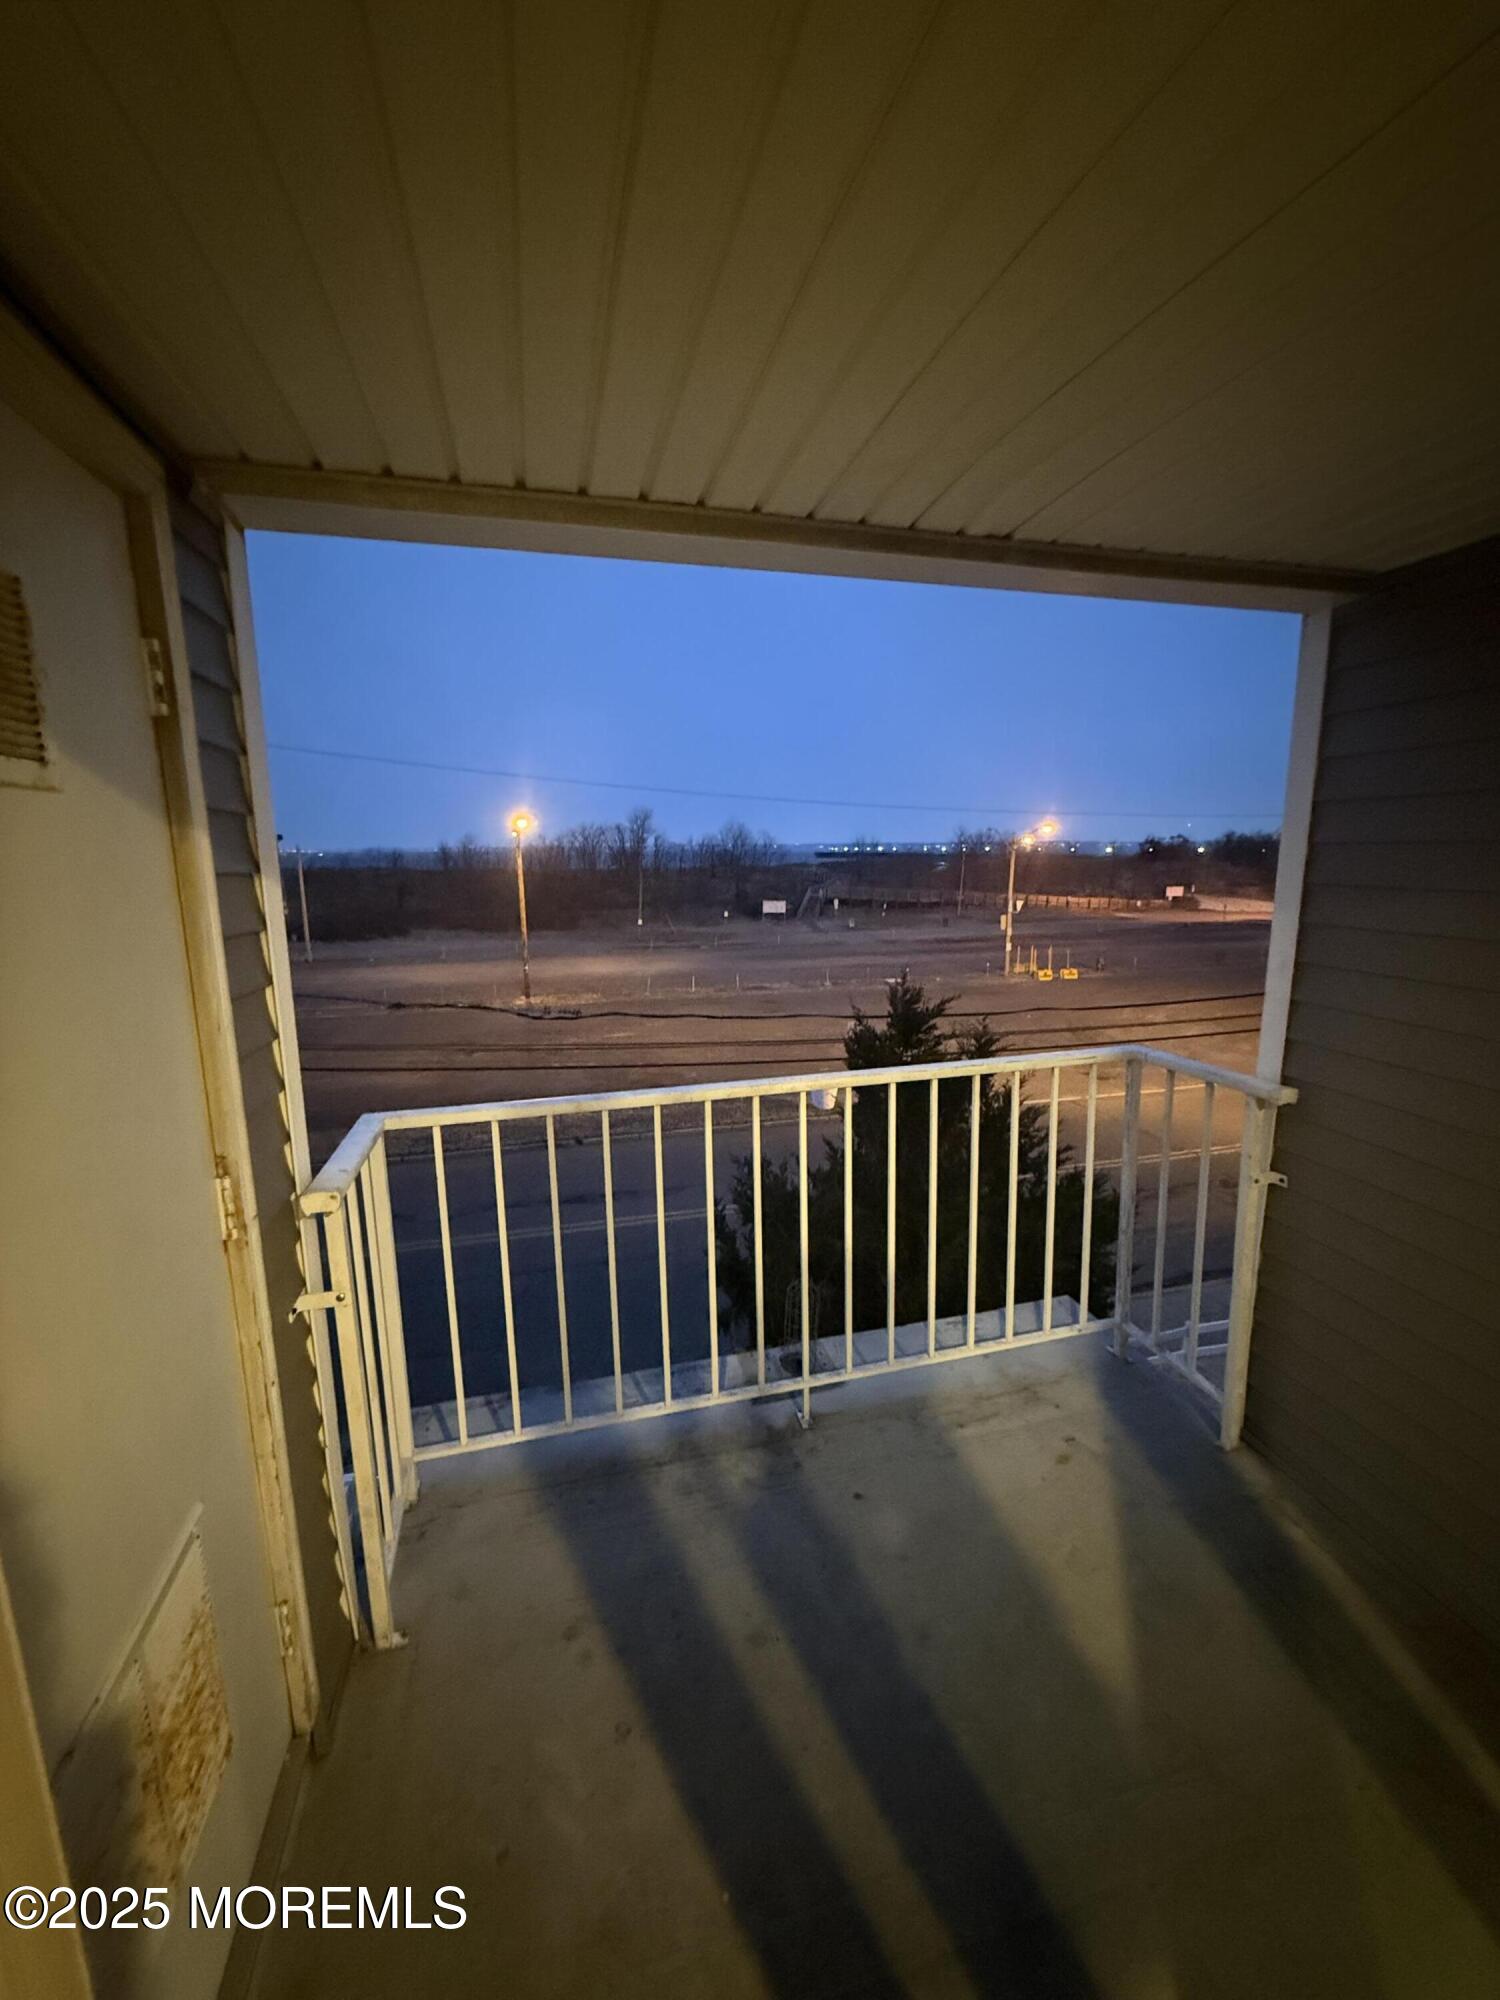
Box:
301;1042;1294;1208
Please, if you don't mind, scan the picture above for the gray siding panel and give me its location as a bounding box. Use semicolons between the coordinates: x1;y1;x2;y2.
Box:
1310;792;1500;843
1323;641;1500;714
1305;840;1500;893
1262;1188;1493;1328
1290;920;1500;990
1248;533;1500;1687
1284;997;1496;1083
1299;883;1497;942
1284;1076;1500;1174
1311;739;1498;800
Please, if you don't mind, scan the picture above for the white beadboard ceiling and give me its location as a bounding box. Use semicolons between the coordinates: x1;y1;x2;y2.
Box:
2;0;1498;579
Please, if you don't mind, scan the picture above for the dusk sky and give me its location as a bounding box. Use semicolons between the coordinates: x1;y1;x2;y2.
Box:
248;533;1301;853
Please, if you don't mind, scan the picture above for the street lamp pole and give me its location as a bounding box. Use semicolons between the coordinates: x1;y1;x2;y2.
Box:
508;810;536;1003
1003;818;1057;976
1004;839;1019;977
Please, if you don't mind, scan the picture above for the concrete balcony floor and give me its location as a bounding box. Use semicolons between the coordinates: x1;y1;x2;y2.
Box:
256;1343;1500;1999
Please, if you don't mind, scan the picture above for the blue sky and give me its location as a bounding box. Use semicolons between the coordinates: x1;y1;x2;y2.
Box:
247;533;1300;851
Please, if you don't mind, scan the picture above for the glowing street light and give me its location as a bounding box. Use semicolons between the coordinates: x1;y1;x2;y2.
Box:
1005;818;1058;976
508;809;536;1003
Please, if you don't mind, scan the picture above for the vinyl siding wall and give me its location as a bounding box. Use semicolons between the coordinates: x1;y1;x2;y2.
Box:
1249;535;1500;1671
172;496;352;1726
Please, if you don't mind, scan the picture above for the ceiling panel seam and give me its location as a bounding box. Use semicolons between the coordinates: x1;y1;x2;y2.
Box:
800;0;1240;524
1011;172;1500;546
950;20;1500;540
745;0;1104;518
356;0;461;481
579;0;661;495
52;0;310;461
637;0;809;499
201;0;389;469
694;0;951;508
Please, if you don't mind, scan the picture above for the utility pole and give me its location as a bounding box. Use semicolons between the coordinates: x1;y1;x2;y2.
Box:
637;855;645;928
508;810;536;1003
956;844;967;917
296;849;313;964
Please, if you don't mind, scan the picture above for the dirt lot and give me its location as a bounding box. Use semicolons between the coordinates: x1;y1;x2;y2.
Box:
292;905;1269;1160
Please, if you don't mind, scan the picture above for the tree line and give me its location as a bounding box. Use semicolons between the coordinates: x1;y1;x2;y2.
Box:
282;812;1280;942
285;809;787;940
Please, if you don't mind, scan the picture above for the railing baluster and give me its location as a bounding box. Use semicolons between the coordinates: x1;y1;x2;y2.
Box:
1005;1069;1021;1341
843;1083;854;1373
799;1090;811;1424
1043;1067;1060;1335
886;1081;897;1364
360;1152;405;1505
601;1110;623;1415
752;1096;765;1388
348;1165;393;1541
369;1134;417;1500
546;1115;572;1425
927;1075;939;1355
1187;1082;1215;1374
654;1103;672;1406
966;1071;980;1348
1150;1071;1176;1350
490;1121;522;1435
1113;1057;1144;1357
432;1125;468;1446
1078;1063;1098;1330
704;1101;719;1398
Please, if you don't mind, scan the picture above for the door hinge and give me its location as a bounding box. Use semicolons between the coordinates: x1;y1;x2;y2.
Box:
141;635;172;718
274;1599;297;1660
214;1156;245;1242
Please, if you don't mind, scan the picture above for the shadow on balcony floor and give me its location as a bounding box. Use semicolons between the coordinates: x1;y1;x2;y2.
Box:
255;1344;1500;1998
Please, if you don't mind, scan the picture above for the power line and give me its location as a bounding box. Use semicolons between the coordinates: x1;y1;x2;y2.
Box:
268;740;1280;823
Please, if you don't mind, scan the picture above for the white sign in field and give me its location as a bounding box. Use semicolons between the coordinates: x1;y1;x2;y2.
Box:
761;898;788;917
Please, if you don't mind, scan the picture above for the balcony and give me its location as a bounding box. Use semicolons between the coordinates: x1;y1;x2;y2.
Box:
266;1048;1500;1995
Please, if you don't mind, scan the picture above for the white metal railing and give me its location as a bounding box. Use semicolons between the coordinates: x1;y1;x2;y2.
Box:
298;1045;1293;1646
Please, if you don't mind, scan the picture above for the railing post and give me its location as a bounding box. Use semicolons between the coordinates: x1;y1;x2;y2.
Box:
296;1213;361;1644
1112;1056;1144;1358
321;1194;399;1648
1219;1097;1280;1450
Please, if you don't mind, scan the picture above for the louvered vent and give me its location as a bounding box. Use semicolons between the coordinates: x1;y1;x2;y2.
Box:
1;568;53;783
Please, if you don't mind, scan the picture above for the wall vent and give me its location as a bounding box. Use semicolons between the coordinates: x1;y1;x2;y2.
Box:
0;567;56;788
